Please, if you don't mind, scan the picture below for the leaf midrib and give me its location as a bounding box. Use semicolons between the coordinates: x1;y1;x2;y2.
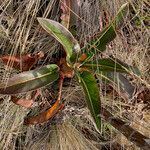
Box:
80;76;98;120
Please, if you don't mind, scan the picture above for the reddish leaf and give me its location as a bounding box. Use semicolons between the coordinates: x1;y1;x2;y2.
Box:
11;96;34;108
11;90;41;108
1;51;44;71
24;98;62;125
58;58;74;78
60;0;71;28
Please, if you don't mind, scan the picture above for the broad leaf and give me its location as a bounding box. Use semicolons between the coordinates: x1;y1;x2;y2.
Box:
37;18;80;63
0;64;59;94
82;58;140;75
82;2;129;52
77;71;101;130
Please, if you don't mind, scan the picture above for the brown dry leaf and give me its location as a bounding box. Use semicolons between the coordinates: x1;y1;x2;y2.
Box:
11;96;34;108
0;51;44;71
11;90;41;108
24;98;63;125
60;0;71;28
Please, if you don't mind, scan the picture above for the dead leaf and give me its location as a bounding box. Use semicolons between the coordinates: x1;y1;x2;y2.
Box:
1;51;44;71
24;99;63;125
11;96;34;108
11;90;41;108
60;0;71;28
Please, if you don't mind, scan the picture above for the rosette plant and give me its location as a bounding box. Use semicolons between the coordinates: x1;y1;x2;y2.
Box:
0;3;140;129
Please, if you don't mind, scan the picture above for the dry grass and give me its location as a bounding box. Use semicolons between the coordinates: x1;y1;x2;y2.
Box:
0;0;149;150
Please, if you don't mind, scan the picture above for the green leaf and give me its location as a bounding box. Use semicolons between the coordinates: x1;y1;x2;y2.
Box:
82;2;129;52
82;58;141;75
37;18;80;63
85;26;116;52
77;71;101;130
0;64;59;94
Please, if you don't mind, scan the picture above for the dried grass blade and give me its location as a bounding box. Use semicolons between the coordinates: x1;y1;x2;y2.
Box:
60;0;71;29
